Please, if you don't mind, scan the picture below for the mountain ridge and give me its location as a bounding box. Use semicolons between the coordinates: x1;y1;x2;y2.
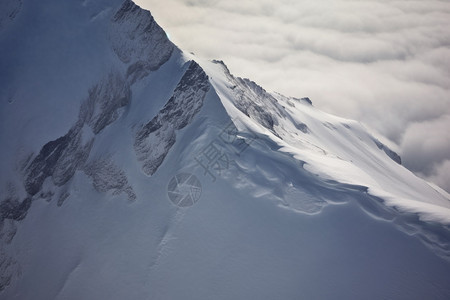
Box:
1;0;450;298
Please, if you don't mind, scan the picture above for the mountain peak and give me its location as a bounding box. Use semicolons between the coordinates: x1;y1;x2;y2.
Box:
110;0;175;82
1;1;450;298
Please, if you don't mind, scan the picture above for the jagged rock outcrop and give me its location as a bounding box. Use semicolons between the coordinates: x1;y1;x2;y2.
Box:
373;138;402;164
8;0;175;208
84;158;136;202
135;61;209;175
0;250;19;292
110;0;175;83
211;60;307;136
3;0;176;238
0;184;25;245
0;197;32;222
7;0;173;224
24;68;134;203
295;97;313;105
234;77;278;131
81;71;131;134
24;126;94;196
0;220;16;245
0;208;21;292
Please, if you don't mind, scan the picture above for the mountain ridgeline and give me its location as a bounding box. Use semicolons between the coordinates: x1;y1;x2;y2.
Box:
1;0;450;299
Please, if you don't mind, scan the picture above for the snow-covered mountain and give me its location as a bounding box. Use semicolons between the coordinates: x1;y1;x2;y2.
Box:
1;0;450;299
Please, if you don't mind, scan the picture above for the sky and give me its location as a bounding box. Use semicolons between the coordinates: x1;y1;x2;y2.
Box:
135;0;450;192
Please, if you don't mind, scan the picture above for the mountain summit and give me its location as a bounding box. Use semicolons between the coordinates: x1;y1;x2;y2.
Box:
1;0;450;299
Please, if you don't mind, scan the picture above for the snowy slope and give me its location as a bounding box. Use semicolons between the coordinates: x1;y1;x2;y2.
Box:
197;58;450;223
1;0;450;299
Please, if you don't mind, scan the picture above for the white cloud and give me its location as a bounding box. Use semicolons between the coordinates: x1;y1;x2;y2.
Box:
136;0;450;192
401;115;450;174
428;160;450;192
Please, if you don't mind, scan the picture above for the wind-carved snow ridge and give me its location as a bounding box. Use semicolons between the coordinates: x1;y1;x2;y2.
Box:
205;57;450;259
0;0;22;31
229;135;450;259
110;0;175;83
210;61;404;169
135;61;210;176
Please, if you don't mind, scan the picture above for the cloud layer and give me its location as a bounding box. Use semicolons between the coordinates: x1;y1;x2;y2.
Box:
136;0;450;192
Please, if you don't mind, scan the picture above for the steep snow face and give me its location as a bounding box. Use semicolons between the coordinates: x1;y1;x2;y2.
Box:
0;0;177;292
1;0;450;299
1;0;175;206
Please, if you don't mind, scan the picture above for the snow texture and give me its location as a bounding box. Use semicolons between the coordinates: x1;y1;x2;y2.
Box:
1;0;450;299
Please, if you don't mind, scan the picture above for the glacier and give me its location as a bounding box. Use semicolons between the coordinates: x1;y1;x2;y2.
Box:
1;0;450;299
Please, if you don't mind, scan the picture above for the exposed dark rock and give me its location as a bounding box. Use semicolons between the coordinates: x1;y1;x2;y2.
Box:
84;158;136;202
52;137;94;187
373;139;402;164
294;122;309;133
0;220;17;244
212;60;283;135
24;132;72;195
323;122;337;130
0;197;31;222
110;0;175;82
57;191;70;207
0;198;21;289
83;72;131;134
234;78;276;129
39;190;54;202
0;251;19;292
135;61;209;175
24;68;130;196
295;97;312;105
24;127;93;195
